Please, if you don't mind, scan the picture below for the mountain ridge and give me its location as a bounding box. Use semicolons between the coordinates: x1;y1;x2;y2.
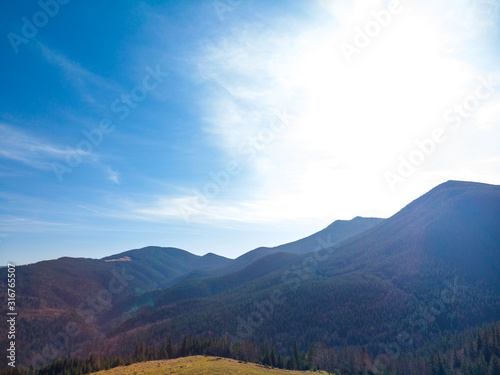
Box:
2;180;499;370
102;180;500;358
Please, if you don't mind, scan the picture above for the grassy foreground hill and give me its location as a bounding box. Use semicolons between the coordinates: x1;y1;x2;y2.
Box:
90;356;328;375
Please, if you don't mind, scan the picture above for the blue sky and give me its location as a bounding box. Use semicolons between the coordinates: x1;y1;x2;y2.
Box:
1;0;499;265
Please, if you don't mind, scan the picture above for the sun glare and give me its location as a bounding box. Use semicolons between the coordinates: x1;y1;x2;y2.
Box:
289;6;476;170
239;1;485;221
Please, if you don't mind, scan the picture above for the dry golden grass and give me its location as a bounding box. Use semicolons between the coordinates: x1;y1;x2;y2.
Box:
90;356;328;375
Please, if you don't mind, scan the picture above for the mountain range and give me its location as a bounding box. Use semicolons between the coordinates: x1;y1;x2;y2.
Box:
1;180;499;373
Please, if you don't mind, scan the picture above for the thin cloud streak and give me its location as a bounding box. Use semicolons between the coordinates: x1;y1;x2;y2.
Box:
0;123;78;171
37;43;122;105
0;123;121;187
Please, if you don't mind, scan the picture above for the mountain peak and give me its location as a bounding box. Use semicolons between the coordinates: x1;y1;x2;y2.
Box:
435;179;497;191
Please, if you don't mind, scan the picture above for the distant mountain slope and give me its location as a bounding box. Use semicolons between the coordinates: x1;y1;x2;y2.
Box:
329;180;500;283
102;246;232;288
107;181;500;357
111;217;385;309
0;247;231;367
224;217;384;273
155;217;383;288
141;252;301;310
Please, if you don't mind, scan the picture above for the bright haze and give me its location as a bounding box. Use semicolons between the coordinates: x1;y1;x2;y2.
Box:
0;0;499;265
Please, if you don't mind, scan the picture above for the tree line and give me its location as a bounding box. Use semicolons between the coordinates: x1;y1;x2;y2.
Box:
1;321;499;375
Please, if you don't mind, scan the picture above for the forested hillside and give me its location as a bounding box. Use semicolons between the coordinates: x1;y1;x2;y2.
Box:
1;181;499;375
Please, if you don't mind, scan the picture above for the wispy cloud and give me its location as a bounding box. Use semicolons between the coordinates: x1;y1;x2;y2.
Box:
37;43;122;106
0;123;121;185
105;166;121;184
0;216;73;233
77;205;100;214
0;123;77;170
